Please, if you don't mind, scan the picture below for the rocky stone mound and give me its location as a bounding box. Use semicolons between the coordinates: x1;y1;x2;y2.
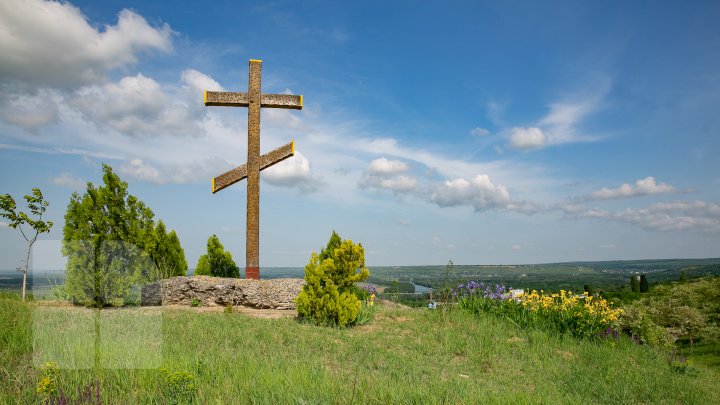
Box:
141;276;304;310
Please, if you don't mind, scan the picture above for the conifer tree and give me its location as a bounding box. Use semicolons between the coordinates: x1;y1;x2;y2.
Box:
194;234;239;278
639;274;649;293
296;232;370;327
151;221;188;278
630;275;640;293
63;164;185;306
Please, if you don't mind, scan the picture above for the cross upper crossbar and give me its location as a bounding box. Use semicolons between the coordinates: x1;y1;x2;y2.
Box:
204;91;303;110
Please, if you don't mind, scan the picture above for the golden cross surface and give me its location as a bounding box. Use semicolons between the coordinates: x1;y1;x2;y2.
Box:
205;59;303;279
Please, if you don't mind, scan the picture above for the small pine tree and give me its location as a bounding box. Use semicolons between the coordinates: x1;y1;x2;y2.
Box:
194;234;239;278
639;274;649;293
679;270;687;283
319;230;342;261
151;221;188;278
295;232;370;327
630;275;640;293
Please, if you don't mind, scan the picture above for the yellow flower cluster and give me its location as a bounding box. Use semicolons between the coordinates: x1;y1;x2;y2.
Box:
36;362;59;399
368;294;376;307
520;289;622;325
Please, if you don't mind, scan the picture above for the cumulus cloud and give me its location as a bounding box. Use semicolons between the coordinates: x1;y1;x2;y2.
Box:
365;157;409;176
506;81;609;150
120;159;162;183
0;87;60;129
70;73;203;136
559;200;720;232
356;157;543;214
51;172;85;190
0;0;172;88
263;151;323;193
430;174;511;212
181;69;224;94
509;127;547;150
358;158;418;194
585;177;678;200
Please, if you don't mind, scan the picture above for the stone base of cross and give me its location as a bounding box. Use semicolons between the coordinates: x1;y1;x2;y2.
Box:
205;59;302;279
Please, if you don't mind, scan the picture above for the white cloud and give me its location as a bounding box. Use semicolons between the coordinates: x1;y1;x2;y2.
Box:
0;87;60;129
506;80;609;150
471;127;490;137
0;0;172;88
511;244;521;250
560;200;720;232
263;151;322;193
430;174;511;212
120;159;162;183
586;177;678;200
0;221;8;228
51;172;85;190
365;157;409;176
359;174;418;193
358;158;418;194
0;143;123;160
181;69;224;94
509;127;547;150
117;156;234;185
70;73;202;137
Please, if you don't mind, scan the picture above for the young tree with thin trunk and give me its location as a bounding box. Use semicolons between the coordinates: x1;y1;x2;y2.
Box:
0;188;53;301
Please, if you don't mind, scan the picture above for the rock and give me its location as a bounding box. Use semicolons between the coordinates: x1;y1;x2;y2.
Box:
141;276;305;310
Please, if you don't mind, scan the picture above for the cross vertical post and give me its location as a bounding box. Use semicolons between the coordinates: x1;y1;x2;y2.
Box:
246;59;262;279
205;59;303;279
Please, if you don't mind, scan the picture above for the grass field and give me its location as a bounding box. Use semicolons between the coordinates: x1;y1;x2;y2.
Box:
2;295;719;404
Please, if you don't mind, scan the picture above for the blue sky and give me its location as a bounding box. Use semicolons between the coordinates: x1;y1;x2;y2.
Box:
1;0;719;270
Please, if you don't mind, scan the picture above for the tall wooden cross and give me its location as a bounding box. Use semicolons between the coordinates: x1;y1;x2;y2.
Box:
204;59;303;279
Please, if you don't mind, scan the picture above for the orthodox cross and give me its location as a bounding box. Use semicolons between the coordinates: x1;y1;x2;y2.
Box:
205;59;303;279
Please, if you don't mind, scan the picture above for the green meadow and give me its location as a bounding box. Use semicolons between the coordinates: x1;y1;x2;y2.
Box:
2;295;718;404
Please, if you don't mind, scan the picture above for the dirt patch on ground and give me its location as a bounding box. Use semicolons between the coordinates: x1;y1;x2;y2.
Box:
556;350;575;360
162;304;296;319
376;299;412;309
33;300;74;307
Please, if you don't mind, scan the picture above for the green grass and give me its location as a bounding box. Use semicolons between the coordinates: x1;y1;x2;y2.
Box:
1;295;719;404
680;342;720;369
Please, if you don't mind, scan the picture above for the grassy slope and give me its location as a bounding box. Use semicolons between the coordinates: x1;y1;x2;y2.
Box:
1;299;718;404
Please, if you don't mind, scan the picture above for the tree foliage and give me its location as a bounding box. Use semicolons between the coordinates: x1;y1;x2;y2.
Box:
630;275;640;293
63;164;187;307
639;274;649;293
152;221;188;278
0;188;53;301
620;276;720;349
296;231;370;327
194;234;239;278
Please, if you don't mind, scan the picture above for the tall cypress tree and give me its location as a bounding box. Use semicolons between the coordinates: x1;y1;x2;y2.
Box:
639;274;649;293
630;275;640;293
63;164;187;306
151;221;188;278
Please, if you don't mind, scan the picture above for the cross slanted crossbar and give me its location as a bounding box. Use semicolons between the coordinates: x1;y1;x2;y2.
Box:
205;59;302;279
